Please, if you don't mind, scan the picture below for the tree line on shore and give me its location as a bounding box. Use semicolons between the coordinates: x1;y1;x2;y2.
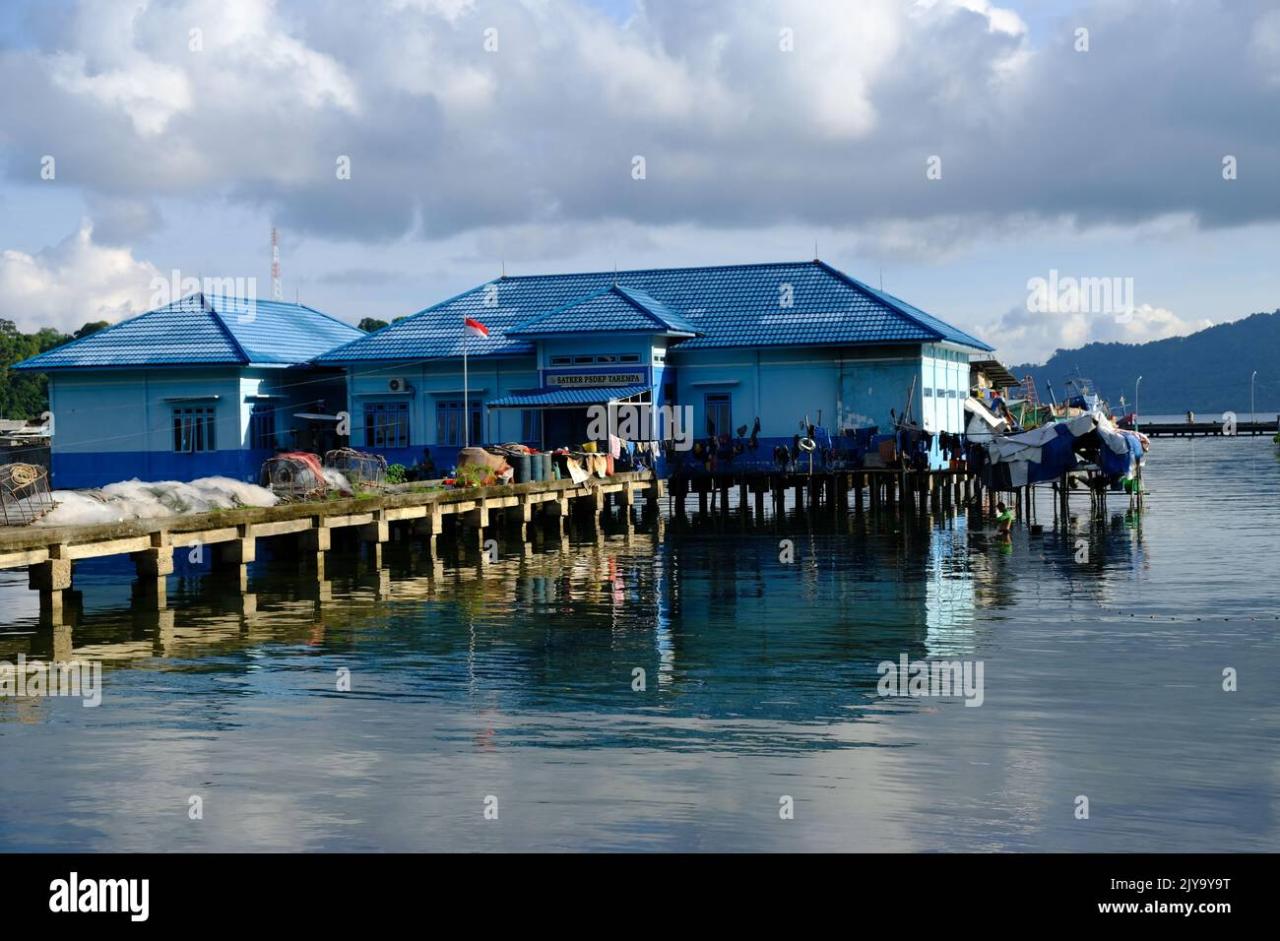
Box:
1012;309;1280;417
0;319;108;420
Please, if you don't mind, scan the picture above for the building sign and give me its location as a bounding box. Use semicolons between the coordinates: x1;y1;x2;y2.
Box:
546;372;646;388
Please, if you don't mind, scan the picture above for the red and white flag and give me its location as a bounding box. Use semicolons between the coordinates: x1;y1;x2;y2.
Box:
464;317;489;338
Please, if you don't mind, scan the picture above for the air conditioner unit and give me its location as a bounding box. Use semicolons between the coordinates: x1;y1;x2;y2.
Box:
387;377;410;393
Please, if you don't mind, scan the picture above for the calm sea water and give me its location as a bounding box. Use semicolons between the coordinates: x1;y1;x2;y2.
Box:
2;434;1278;852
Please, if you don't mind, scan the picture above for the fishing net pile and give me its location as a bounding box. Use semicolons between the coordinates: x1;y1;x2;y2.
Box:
32;477;278;527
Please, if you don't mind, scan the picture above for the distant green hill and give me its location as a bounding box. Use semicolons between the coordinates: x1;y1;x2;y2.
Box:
1009;309;1280;417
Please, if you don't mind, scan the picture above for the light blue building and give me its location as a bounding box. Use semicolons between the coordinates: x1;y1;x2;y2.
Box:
15;293;362;488
316;260;993;472
16;261;993;487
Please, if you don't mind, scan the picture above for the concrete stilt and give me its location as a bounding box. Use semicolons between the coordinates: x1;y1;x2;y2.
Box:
358;510;388;571
29;622;74;661
132;533;173;608
29;552;72;622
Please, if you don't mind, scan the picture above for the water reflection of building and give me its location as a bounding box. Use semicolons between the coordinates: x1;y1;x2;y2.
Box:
924;521;978;657
1;511;994;732
651;517;982;723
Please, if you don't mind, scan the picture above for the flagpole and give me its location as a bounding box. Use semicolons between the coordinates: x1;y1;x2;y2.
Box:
463;324;469;449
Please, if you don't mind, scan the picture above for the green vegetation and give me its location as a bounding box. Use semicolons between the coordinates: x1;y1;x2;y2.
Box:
356;317;408;332
0;319;115;419
385;463;407;484
454;464;492;488
1;320;72;419
72;321;110;340
1011;309;1280;414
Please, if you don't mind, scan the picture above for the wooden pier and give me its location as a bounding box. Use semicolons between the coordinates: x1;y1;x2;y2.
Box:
667;464;1137;532
669;467;985;519
0;471;662;622
1137;417;1278;438
2;462;1147;627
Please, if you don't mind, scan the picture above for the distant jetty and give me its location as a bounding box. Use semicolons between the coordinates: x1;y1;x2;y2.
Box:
1136;417;1279;438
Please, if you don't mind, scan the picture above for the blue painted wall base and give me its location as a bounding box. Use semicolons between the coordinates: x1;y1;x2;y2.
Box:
52;450;274;489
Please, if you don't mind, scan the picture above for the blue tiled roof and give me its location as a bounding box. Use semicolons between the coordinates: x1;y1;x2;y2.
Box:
315;260;993;364
823;264;993;352
507;284;699;337
15;293;362;371
487;384;652;408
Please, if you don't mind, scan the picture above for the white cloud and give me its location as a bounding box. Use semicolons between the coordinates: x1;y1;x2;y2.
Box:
388;0;478;21
2;0;1276;240
49;52;192;136
941;0;1027;37
198;1;359;113
1251;8;1280;84
987;301;1216;366
0;222;160;333
3;0;1275;247
0;0;1277;362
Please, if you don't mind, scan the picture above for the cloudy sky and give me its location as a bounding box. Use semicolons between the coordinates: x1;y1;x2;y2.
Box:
0;0;1277;363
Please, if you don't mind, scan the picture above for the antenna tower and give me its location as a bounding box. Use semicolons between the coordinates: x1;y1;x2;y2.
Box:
271;227;283;301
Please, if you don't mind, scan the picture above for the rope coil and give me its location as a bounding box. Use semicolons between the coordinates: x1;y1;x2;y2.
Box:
8;463;40;487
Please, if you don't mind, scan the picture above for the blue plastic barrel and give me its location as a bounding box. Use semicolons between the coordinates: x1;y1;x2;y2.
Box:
513;453;531;483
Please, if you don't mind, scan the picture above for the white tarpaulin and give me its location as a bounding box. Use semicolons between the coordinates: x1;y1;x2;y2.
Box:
979;411;1105;484
964;397;1009;442
1093;413;1132;454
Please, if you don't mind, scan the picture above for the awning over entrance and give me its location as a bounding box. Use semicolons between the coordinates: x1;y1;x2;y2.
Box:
486;384;650;409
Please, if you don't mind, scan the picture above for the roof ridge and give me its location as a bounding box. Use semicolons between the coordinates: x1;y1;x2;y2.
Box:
492;259;818;282
813;260;948;343
520;283;618;332
506;282;690;336
209;294;361;335
610;283;690;332
856;279;991;350
603;284;669;331
203;293;253;364
321;279;499;358
294;301;363;334
506;282;622;335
